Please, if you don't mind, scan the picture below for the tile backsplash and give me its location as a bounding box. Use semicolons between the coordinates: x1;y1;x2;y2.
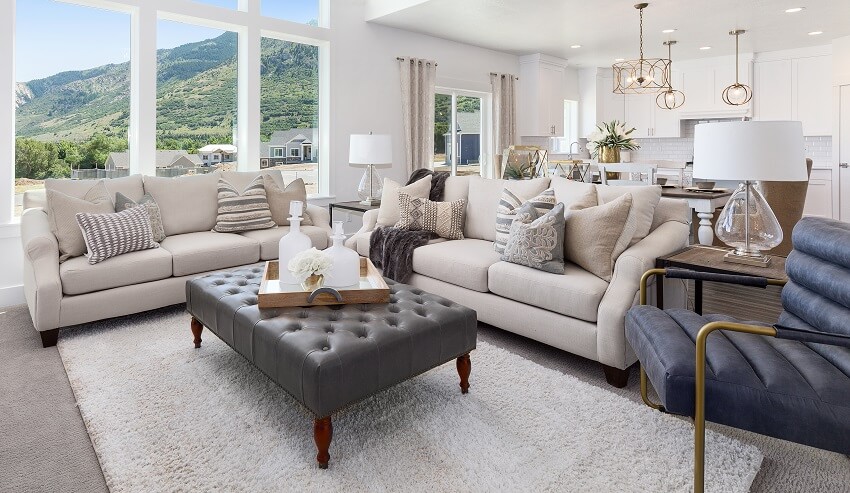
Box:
522;119;833;168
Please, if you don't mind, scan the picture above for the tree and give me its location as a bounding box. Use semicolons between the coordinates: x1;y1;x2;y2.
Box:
15;138;67;179
81;133;126;169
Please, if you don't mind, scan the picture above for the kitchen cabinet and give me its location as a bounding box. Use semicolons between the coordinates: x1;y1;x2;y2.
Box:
803;168;834;218
622;72;682;138
794;55;832;135
597;75;625;125
519;54;567;136
754;59;793;121
678;55;753;117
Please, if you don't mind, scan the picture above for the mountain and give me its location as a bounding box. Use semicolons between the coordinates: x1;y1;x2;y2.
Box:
15;32;319;144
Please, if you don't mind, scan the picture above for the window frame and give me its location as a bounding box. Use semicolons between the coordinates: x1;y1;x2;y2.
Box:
1;0;331;225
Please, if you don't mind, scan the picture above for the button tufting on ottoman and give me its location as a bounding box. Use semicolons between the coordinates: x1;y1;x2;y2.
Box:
186;263;478;468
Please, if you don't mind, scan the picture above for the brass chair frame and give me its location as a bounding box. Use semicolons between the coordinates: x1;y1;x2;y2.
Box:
637;268;787;493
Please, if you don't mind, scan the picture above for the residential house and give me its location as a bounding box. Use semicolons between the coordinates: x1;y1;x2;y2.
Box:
197;144;237;166
104;150;204;171
259;129;318;168
443;111;481;165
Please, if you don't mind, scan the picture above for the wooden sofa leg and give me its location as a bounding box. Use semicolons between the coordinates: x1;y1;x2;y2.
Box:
191;318;203;348
40;329;60;348
602;364;630;388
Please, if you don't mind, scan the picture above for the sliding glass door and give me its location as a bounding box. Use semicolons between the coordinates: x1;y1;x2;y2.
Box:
433;89;490;177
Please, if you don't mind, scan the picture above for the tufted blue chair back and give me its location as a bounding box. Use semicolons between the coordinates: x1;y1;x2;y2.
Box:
780;217;850;336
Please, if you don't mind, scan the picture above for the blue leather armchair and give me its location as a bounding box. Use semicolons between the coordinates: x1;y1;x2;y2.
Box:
625;216;850;493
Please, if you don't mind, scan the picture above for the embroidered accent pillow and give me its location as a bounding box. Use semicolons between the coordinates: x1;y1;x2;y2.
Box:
214;175;277;233
115;192;166;242
494;188;556;254
501;202;566;274
76;206;159;265
396;193;466;240
377;175;432;227
263;176;314;226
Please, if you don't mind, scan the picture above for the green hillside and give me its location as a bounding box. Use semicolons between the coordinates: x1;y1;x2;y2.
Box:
15;32;319;146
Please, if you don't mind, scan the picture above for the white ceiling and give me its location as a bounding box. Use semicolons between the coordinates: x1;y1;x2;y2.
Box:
366;0;850;66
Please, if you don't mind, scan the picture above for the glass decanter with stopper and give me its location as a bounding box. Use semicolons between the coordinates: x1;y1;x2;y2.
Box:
278;200;311;284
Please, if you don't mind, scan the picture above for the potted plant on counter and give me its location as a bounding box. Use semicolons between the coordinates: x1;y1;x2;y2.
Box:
587;120;640;164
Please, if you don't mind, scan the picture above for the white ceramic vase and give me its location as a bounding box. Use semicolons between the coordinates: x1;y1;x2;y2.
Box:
324;221;360;288
278;201;311;284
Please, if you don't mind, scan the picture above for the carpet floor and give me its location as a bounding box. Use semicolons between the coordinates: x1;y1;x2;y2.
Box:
57;308;761;492
2;303;849;492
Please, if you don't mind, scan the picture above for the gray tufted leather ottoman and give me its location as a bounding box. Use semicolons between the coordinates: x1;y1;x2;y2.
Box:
185;264;478;468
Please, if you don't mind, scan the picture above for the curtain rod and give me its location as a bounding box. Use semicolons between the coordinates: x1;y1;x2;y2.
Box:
396;57;438;66
490;72;519;80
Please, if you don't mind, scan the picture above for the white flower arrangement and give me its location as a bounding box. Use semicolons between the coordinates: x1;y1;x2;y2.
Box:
287;248;333;282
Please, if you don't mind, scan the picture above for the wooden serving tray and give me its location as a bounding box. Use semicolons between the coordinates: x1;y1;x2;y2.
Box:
258;257;390;308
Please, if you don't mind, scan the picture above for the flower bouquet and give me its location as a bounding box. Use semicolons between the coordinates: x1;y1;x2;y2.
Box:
586;120;640;162
288;248;333;291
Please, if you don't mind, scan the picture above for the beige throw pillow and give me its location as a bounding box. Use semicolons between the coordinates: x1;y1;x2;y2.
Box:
376;175;432;227
263;176;313;226
396;193;466;240
564;191;636;282
46;181;114;262
596;184;661;246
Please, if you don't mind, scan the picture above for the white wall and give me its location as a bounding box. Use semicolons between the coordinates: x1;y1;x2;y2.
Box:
833;36;850;86
328;0;519;200
0;225;25;307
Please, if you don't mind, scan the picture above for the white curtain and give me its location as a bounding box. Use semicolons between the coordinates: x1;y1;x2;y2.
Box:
398;57;437;174
490;73;518;179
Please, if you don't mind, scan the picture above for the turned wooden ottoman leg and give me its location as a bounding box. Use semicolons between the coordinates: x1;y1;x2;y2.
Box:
314;416;333;469
191;318;203;348
457;353;471;394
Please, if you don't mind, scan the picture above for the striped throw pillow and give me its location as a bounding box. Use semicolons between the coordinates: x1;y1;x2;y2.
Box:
76;206;159;265
214;175;276;233
494;188;556;254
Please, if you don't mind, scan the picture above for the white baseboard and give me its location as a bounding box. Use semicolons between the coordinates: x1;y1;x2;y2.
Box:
0;284;26;308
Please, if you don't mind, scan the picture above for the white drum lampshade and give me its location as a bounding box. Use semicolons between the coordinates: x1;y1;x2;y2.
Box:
349;134;392;205
693;121;806;265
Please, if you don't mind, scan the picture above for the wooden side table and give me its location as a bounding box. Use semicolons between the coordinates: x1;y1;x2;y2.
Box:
655;245;787;314
328;201;380;223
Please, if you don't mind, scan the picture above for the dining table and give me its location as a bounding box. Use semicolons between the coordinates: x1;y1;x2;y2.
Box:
660;186;733;246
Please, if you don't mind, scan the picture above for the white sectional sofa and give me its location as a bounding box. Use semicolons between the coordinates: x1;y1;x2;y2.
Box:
21;171;331;347
346;175;690;386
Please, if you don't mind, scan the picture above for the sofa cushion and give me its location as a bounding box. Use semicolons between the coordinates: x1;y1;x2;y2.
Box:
550;177;597;208
565;192;636;282
356;231;446;257
443;175;472;202
596;184;662;245
239;226;329;260
143;173;221;236
263;176;313;226
377;175;432;227
412;239;501;292
219;170;283;192
46;182;115;262
60;247;173;295
160;231;259;276
45;175;145;204
488;261;609;322
464;176;550;241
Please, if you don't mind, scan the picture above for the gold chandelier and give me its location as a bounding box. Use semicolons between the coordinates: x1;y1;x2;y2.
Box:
613;3;671;94
656;40;685;109
722;29;753;105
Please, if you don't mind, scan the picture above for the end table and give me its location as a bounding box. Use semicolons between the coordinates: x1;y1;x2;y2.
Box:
328;201;380;223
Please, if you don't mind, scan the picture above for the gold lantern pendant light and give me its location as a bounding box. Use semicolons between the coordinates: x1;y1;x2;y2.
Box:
656;40;685;110
613;3;671;94
722;29;753;106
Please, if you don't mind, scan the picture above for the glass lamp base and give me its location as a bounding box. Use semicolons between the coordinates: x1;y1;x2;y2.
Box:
357;165;382;204
715;181;783;264
723;250;773;267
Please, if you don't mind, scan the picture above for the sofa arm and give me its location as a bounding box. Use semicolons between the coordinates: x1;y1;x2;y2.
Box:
344;209;379;249
20;208;62;332
306;204;331;231
596;220;690;369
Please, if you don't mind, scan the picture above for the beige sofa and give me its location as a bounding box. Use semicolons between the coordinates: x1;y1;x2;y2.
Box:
21;171;331;347
346;175;690;386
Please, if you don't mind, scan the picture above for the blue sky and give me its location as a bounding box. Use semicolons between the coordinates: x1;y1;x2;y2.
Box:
16;0;319;82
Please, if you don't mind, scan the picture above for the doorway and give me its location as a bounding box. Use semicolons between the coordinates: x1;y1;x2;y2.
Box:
840;85;850;221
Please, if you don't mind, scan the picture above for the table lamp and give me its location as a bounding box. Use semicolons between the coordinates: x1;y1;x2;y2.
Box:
349;134;392;206
693;121;806;266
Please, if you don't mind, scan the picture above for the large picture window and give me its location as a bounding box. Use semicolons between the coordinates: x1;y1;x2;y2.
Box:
3;0;329;223
433;89;489;176
14;0;130;216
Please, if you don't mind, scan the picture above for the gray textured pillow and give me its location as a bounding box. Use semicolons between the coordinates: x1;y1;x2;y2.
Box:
214;175;277;233
46;181;114;262
396;193;466;240
76;206;159;265
564;192;636;281
115;193;166;242
494;187;556;254
501;202;566;274
263;176;313;226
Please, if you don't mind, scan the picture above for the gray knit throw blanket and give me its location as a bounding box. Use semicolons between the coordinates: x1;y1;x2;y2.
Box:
369;170;449;283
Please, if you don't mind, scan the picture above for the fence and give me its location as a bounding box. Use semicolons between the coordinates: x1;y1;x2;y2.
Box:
71;167;215;180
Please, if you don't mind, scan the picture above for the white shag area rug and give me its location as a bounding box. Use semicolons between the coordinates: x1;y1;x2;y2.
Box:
58;308;762;492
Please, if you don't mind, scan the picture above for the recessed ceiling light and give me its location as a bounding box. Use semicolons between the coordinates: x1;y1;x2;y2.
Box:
699;46;712;50
808;31;823;35
570;44;581;48
785;7;804;13
614;58;625;62
662;29;676;33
